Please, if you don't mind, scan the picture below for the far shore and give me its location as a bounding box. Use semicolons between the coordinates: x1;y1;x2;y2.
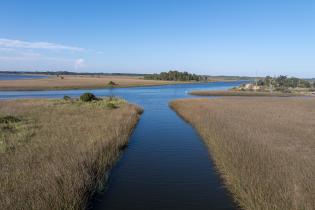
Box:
190;90;315;97
0;75;195;91
0;75;242;91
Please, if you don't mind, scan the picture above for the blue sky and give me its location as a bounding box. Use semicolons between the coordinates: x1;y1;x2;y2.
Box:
0;0;314;77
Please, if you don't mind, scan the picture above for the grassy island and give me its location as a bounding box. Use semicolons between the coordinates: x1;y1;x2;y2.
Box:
191;76;315;97
170;97;315;210
0;75;185;91
0;95;142;209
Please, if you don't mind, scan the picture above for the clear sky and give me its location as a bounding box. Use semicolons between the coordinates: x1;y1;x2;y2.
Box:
0;0;314;77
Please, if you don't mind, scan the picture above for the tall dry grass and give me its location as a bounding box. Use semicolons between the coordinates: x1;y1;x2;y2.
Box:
170;97;315;210
190;90;306;97
0;99;142;210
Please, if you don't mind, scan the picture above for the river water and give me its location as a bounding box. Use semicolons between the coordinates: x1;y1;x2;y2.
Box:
0;81;245;210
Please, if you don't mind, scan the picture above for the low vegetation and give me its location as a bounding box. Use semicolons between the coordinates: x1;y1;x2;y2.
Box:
0;95;143;209
190;90;305;97
236;75;315;94
63;95;71;100
80;92;98;102
257;75;314;89
108;80;117;86
192;76;315;97
144;70;206;81
170;97;315;210
0;75;183;91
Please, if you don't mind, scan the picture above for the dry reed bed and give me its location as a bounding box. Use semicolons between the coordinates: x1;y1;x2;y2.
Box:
190;90;307;97
0;75;184;91
170;97;315;210
0;99;142;209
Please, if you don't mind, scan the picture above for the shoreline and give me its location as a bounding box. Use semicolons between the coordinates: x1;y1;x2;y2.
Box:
0;73;249;91
0;82;194;91
0;76;239;91
0;75;195;91
190;90;315;97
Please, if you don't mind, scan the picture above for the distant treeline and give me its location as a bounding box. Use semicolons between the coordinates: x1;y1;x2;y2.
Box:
144;71;206;81
257;75;315;88
0;71;145;77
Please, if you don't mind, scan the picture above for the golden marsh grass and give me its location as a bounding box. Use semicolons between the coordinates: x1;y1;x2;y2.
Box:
190;90;307;97
0;75;185;91
0;98;142;209
170;97;315;210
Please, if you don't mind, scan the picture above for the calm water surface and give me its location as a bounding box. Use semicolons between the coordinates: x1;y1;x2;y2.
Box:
0;81;246;210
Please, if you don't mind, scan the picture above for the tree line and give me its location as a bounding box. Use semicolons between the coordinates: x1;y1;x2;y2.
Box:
144;71;205;81
257;75;315;89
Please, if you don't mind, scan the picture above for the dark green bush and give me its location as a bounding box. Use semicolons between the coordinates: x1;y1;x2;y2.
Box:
0;115;21;124
107;102;117;109
63;95;71;101
80;93;98;102
108;81;117;86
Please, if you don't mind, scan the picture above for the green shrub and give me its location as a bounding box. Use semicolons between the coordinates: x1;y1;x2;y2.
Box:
107;102;117;109
63;95;71;101
80;93;98;102
108;81;117;86
0;115;21;124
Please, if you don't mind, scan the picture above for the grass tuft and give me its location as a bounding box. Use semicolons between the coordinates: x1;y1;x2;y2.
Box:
0;115;21;124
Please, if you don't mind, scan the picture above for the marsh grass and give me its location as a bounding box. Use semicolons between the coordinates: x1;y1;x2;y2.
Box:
0;115;35;153
190;90;305;97
170;97;315;210
0;98;142;210
0;75;186;91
